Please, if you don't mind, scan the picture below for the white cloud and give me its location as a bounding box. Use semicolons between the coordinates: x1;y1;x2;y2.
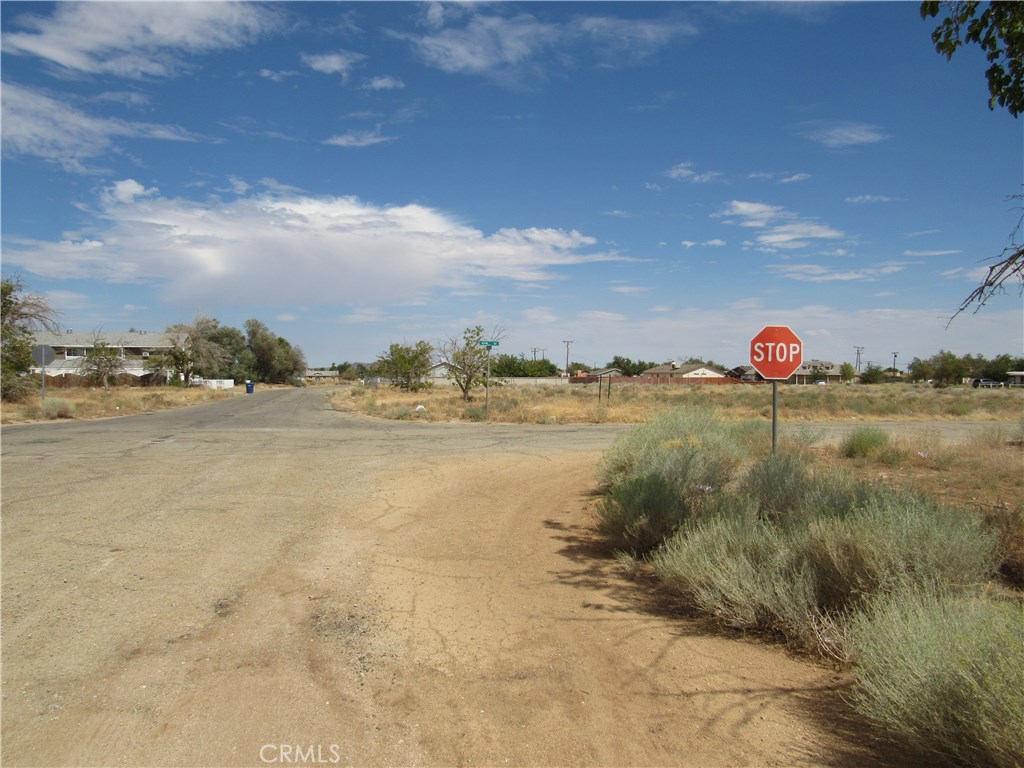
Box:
766;262;907;282
324;130;397;148
571;16;698;64
101;179;159;205
259;69;297;83
904;249;962;257
846;194;898;204
3;186;623;309
681;239;726;249
1;83;200;173
363;75;405;90
715;200;844;252
779;173;811;184
400;14;559;77
301;50;366;81
800;121;887;149
2;2;278;78
666;161;721;184
276;313;298;322
609;284;648;295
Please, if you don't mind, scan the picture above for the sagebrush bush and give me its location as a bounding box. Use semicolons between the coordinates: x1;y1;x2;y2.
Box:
597;473;687;553
42;397;75;419
840;427;889;458
598;407;748;495
652;477;999;648
848;589;1024;768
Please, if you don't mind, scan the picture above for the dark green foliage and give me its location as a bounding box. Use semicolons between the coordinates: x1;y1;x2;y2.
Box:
1;276;59;401
375;340;434;391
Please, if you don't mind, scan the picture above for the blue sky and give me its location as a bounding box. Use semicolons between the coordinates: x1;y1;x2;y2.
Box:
2;1;1021;369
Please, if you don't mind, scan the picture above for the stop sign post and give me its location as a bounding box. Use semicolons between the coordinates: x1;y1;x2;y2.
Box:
31;344;57;402
750;326;803;453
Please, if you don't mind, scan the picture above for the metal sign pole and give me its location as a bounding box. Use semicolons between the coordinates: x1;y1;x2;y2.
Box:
485;347;491;411
772;380;778;454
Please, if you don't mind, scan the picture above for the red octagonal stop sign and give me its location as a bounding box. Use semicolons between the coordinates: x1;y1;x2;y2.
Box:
750;326;803;380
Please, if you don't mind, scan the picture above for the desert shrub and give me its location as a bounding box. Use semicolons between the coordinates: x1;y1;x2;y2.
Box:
840;427;889;458
652;477;998;649
42;397;75;419
741;452;811;520
848;589;1024;768
598;407;747;496
596;473;688;553
652;507;818;644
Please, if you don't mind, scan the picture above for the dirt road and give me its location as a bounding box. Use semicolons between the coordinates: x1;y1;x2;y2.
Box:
2;388;933;767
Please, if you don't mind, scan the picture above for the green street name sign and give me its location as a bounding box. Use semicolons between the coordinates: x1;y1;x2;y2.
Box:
478;340;499;347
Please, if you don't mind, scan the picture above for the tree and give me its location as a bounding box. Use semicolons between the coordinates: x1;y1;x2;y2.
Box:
436;325;504;400
921;1;1024;116
606;355;656;377
1;276;60;401
839;362;857;382
922;2;1024;315
76;336;126;389
859;364;887;384
376;341;434;391
244;319;307;384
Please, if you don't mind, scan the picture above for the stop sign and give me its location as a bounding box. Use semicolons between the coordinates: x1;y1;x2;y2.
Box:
750;326;803;380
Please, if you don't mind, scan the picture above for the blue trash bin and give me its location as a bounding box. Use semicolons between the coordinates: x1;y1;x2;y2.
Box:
245;380;254;394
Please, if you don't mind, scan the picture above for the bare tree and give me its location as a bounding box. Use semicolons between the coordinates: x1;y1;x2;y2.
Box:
436;325;505;401
951;193;1024;321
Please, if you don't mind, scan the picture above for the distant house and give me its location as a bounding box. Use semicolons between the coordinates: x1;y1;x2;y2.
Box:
727;365;760;382
30;330;179;378
1007;371;1024;388
791;359;841;384
640;362;727;380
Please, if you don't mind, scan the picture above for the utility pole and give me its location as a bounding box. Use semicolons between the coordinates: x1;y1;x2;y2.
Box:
854;346;864;373
892;352;899;380
530;347;540;361
562;340;573;377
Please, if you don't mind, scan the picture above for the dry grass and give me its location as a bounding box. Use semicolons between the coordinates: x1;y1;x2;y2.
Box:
1;385;242;424
331;380;1024;424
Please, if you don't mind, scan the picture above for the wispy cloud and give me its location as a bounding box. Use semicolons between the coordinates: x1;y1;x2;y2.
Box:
681;239;726;249
767;262;906;282
324;129;397;148
1;82;201;173
609;284;649;295
846;194;899;204
715;200;844;252
397;9;695;82
666;161;721;184
904;249;961;257
2;2;278;78
800;120;887;149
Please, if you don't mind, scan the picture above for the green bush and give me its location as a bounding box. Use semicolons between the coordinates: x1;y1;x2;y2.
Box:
597;473;687;553
840;427;889;458
848;589;1024;768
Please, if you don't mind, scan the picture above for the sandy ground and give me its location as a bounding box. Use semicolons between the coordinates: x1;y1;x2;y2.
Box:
1;389;946;767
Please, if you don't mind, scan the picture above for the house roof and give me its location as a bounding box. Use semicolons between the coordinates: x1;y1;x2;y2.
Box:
641;363;726;377
33;331;179;349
